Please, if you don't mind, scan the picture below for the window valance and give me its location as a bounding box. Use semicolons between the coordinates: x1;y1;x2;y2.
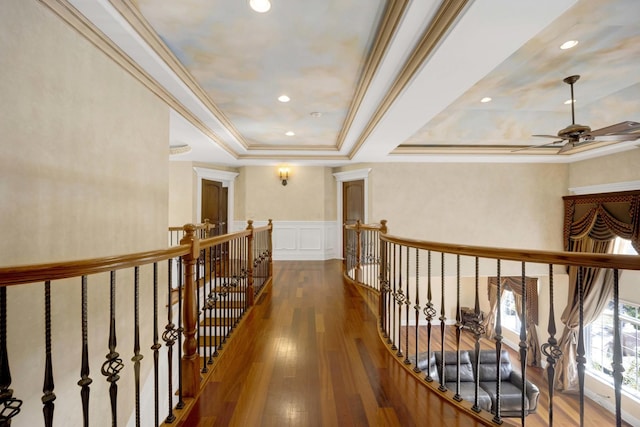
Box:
563;190;640;252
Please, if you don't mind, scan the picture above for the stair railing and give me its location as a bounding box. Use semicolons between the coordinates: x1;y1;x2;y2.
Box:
343;220;640;427
0;220;273;427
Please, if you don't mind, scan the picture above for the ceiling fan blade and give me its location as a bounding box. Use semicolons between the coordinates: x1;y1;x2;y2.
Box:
511;140;564;153
557;140;576;154
589;121;640;136
532;134;563;139
582;134;640;143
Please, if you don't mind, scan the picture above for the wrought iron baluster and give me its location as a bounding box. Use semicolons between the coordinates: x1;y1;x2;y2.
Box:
519;262;527;426
0;286;22;427
101;271;123;427
438;252;447;393
611;269;623;427
403;246;411;364
78;276;92;427
176;258;184;409
454;254;462;402
413;249;421;373
469;257;485;413
196;250;203;373
423;251;435;383
151;263;161;427
132;266;144;427
213;244;221;357
395;245;404;357
493;260;502;424
42;281;55;427
577;266;585;427
162;259;178;423
390;244;398;351
202;247;209;374
541;264;561;427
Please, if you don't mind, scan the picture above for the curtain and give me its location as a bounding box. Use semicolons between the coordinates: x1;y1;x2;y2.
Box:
554;190;640;391
485;277;540;367
512;291;542;367
483;284;502;341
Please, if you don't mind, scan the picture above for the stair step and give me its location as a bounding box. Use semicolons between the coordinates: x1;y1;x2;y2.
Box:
198;335;229;347
199;317;239;326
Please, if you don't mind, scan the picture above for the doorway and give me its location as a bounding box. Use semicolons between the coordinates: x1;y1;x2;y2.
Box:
201;179;228;237
343;179;365;259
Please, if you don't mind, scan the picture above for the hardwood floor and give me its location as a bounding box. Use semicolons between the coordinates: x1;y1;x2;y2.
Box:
177;260;626;426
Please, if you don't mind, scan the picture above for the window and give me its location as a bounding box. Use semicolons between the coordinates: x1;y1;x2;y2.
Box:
587;237;640;395
501;290;521;333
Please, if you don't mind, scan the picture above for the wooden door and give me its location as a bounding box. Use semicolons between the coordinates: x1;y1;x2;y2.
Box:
201;179;228;236
343;180;365;259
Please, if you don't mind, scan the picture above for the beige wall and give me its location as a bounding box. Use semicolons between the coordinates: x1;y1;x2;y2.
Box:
0;1;169;425
168;161;195;226
352;163;568;251
569;149;640;189
237;166;336;221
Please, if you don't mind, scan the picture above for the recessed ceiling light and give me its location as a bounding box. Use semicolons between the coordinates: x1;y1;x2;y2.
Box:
249;0;271;13
560;40;579;50
310;112;322;118
285;131;295;136
480;97;492;103
564;99;576;105
278;95;290;103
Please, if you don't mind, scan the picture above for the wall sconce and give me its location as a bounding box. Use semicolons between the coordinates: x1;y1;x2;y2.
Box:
278;167;289;186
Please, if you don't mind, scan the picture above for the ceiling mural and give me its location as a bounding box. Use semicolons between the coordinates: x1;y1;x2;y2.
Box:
401;0;640;153
60;0;640;163
137;0;387;148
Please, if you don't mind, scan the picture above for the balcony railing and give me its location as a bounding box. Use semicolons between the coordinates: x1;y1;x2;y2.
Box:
343;220;640;426
0;220;272;427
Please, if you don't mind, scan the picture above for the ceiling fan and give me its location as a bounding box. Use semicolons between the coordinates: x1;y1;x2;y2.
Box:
515;75;640;154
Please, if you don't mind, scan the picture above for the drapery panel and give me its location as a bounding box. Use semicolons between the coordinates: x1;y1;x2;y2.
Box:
556;190;639;391
485;276;540;366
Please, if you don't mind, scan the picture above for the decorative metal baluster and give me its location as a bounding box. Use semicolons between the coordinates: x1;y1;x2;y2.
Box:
403;247;411;364
454;254;462;402
202;247;208;374
207;246;215;365
493;260;502;424
132;267;144;427
470;257;485;413
213;244;220;358
196;250;203;373
413;249;421;373
162;259;178;423
438;253;447;393
541;264;561;427
395;246;405;357
101;271;123;426
42;281;55;427
1;286;22;427
390;244;398;351
519;262;527;426
379;240;389;339
577;266;585;427
423;251;435;382
176;258;184;409
78;276;92;427
151;263;161;427
611;269;623;427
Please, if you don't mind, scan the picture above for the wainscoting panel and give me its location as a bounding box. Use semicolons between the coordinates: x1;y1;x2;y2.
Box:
234;221;339;260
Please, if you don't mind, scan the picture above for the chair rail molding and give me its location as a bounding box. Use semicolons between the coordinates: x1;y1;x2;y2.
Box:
235;220;337;261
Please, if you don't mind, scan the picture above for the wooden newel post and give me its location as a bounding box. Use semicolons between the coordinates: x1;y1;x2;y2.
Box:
355;220;362;283
246;220;255;307
179;224;201;398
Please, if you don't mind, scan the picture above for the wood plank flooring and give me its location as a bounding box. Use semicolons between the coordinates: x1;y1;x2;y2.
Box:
177;260;626;426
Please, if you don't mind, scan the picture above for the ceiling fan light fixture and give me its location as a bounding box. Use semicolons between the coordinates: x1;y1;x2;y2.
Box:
560;40;579;50
249;0;271;13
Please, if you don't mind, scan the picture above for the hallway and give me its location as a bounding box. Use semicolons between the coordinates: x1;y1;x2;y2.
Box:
179;260;483;426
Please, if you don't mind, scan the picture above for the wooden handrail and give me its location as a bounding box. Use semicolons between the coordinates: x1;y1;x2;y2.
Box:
0;245;190;286
380;233;640;270
200;229;252;249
